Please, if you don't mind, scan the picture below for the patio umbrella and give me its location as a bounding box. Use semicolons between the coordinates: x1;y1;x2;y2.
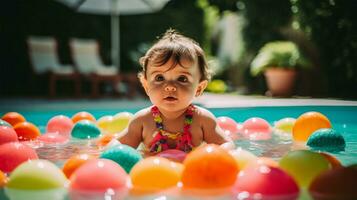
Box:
56;0;169;72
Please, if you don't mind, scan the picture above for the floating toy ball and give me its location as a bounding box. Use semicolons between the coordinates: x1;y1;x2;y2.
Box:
13;122;41;141
71;120;101;139
156;149;187;163
5;159;67;200
46;115;74;137
309;167;357;200
37;132;69;145
217;116;239;134
182;144;239;189
0;170;6;187
241;117;272;140
279;150;331;188
228;147;258;170
274;117;296;134
69;159;128;199
307;128;346;152
292;111;331;142
100;144;142;173
319;152;342;169
0;142;38;173
232;164;299;199
62;154;96;179
0;126;18;145
0;119;12;127
97;112;133;135
71;111;96;124
1;112;26;127
96;133;119;148
130;157;181;193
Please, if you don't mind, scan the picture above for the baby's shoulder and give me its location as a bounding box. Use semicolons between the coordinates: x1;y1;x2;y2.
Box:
132;107;153;122
193;105;215;121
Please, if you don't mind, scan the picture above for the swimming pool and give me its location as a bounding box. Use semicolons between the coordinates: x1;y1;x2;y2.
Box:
1;103;357;199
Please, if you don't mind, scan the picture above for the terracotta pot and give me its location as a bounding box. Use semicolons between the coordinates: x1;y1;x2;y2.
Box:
264;68;297;97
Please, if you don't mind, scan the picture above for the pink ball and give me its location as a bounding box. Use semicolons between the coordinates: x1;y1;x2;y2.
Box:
0;142;38;173
38;132;69;144
156;149;187;163
217;116;240;139
232;164;299;199
69;159;128;199
241;117;272;140
0;126;18;145
47;115;74;137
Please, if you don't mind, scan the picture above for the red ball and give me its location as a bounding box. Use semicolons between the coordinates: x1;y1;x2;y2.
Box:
0;142;38;173
0;126;18;145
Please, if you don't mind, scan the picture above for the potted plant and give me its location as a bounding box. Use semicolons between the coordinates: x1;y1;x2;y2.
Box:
250;41;311;96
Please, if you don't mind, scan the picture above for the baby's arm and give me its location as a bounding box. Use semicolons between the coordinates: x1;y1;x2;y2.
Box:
198;107;233;145
118;109;146;149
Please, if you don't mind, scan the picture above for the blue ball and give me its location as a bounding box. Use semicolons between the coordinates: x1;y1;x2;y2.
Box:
71;120;101;139
307;128;346;152
100;144;142;173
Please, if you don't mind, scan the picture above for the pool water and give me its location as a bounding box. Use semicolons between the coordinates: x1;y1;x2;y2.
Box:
1;105;357;199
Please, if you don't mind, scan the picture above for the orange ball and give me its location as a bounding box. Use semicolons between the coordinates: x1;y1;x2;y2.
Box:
2;112;26;127
71;111;96;124
13;122;41;141
320;152;342;169
292;112;332;141
62;154;96;178
96;133;118;148
182;144;239;189
0;170;6;187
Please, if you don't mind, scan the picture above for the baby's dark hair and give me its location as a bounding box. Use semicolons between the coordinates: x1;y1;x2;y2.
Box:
139;29;212;81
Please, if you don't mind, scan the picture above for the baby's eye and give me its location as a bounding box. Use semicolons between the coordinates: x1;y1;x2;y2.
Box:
178;75;188;83
154;75;164;82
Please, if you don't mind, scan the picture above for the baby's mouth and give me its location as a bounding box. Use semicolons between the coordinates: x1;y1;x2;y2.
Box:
164;96;178;101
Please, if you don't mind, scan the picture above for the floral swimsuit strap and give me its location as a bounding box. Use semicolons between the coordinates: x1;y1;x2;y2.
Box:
149;104;195;153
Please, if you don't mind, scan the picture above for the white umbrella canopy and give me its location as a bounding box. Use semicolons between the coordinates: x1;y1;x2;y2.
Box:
56;0;169;72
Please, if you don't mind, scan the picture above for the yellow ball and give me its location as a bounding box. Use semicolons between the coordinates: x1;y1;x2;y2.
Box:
97;112;133;134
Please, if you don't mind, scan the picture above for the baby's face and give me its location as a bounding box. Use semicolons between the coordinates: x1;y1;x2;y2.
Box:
141;58;207;113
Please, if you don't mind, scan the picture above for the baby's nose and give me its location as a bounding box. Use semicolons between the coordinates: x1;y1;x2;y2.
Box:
165;84;177;92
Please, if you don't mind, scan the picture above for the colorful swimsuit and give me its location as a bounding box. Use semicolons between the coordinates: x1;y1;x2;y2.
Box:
149;104;195;153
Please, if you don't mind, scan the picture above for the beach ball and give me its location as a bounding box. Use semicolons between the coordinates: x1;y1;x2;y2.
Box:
279;150;331;188
182;144;239;189
47;115;74;137
229;147;258;170
100;144;142;173
156;149;187;163
232;164;299;199
38;132;69;144
71;111;96;124
1;112;26;127
5;159;67;200
71;120;101;139
292;112;331;141
307;128;345;152
0;142;38;173
241;117;272;140
130;157;181;193
309;167;357;200
62;154;96;178
217;116;239;135
69;159;128;199
13;122;41;141
0;119;12;127
0;170;6;187
0;126;18;145
319;152;342;169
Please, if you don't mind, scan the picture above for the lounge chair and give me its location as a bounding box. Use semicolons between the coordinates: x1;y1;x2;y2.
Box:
27;36;81;97
69;38;122;98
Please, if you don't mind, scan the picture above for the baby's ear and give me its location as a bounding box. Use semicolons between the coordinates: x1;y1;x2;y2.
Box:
195;80;208;97
139;73;149;94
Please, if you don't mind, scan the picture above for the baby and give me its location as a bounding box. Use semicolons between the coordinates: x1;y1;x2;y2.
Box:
119;29;232;154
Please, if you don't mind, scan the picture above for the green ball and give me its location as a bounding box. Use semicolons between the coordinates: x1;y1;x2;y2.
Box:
6;159;67;190
100;144;142;173
307;128;345;152
71;120;101;139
